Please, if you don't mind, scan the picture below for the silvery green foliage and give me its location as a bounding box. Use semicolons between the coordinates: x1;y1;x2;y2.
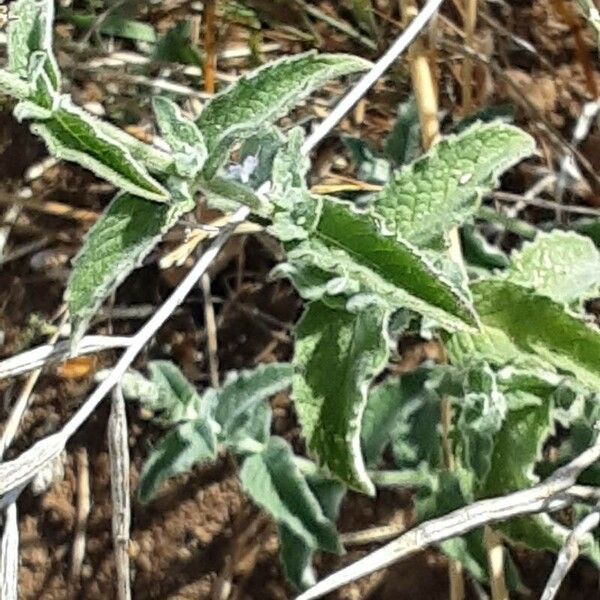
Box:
66;185;194;348
506;230;600;305
195;52;370;153
372;122;535;248
29;101;170;201
129;361;344;589
293;302;390;495
152;96;208;179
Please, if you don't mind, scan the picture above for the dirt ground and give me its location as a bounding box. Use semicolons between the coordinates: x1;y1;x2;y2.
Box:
2;0;600;598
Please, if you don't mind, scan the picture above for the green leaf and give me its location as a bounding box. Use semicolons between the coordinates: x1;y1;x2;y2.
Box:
146;361;203;423
195;52;370;152
279;198;478;332
507;231;600;304
457;364;507;483
372;122;535;247
350;0;378;36
8;0;56;83
29;100;169;201
362;370;441;469
205;363;293;441
361;377;404;466
479;396;561;551
0;69;31;99
279;476;345;589
384;97;421;166
138;420;217;503
292;302;389;494
66;190;194;346
240;437;342;553
467;280;600;390
389;370;442;471
461;224;509;270
152;96;207;178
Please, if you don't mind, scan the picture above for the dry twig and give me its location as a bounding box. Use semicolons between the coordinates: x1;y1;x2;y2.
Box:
109;386;132;600
297;436;600;600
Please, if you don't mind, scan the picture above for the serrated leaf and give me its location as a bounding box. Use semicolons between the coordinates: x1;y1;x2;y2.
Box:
292;302;389;494
8;0;56;83
195;51;370;153
372;122;535;247
507;231;600;304
279;198;478;332
204;363;293;441
468;280;600;390
152;96;207;178
240;437;342;553
138;420;217;503
30;100;169;201
66;190;194;346
279;476;345;589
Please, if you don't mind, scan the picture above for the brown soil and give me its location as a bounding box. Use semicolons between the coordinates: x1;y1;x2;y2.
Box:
2;0;600;598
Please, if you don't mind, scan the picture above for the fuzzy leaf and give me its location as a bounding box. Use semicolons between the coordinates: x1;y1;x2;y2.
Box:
279;476;345;589
30;101;169;201
507;231;600;304
293;302;389;494
479;397;562;550
138;420;217;503
152;96;207;178
205;363;294;441
146;361;203;423
8;0;56;83
279;198;478;332
372;122;535;247
240;437;342;553
457;364;507;483
66;190;193;346
0;69;31;99
195;52;370;152
467;280;600;390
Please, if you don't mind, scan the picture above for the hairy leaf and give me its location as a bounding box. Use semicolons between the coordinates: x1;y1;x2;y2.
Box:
0;69;31;99
240;437;342;553
457;364;507;483
138;420;217;503
66;190;193;346
279;198;478;332
468;280;600;390
507;231;600;304
279;476;345;589
195;52;370;152
146;361;203;423
8;0;57;84
30;101;169;201
372;122;535;247
152;96;207;178
293;302;389;494
204;363;293;441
